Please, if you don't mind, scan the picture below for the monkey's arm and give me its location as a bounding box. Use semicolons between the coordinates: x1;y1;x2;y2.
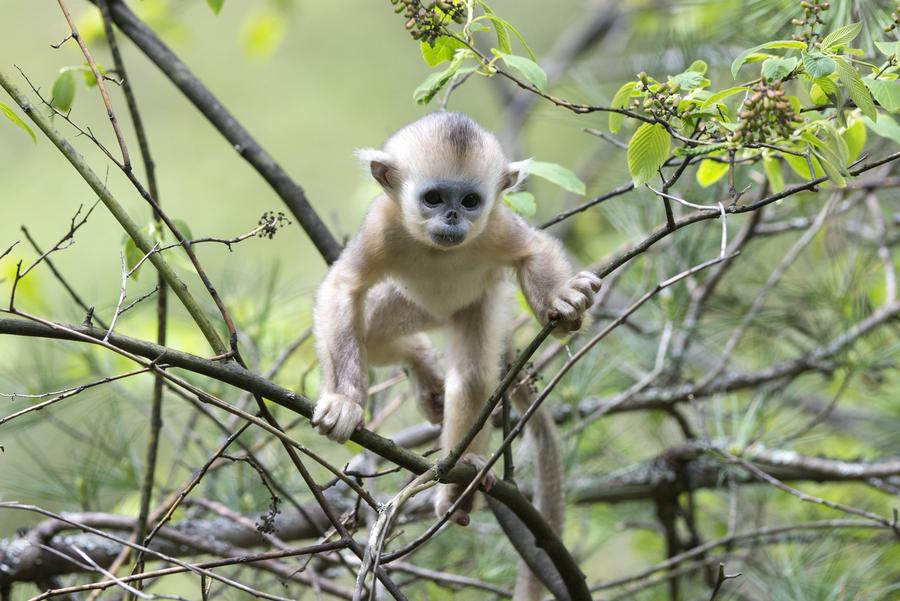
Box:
508;218;601;335
311;205;388;442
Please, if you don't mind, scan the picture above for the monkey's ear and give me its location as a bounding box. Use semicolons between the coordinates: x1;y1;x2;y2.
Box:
355;148;398;191
502;159;532;192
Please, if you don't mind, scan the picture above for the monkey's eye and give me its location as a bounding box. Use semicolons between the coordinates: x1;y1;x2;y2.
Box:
461;193;481;209
422;190;442;207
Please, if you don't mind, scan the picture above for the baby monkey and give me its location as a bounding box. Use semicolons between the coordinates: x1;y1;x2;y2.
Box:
312;112;600;526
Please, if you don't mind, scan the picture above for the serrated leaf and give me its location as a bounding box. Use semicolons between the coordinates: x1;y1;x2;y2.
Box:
842;118;866;160
731;40;805;79
695;159;729;188
525;161;585;195
700;86;749;112
835;58;876;120
802;52;835;79
609;81;637;133
0;102;35;143
413;58;474;105
498;53;547;92
479;3;513;55
51;69;76;112
503;191;536;217
813;150;846;187
420;35;465;67
763;155;784;193
627;123;671;187
669;70;705;90
761;56;798;82
864;77;900;112
821;22;862;50
207;0;224;14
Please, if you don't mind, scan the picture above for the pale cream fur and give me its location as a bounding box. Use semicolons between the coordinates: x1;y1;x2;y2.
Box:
311;115;600;594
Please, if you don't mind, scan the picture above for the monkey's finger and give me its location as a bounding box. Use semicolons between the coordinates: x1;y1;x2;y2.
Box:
560;288;590;312
551;298;578;321
576;271;603;292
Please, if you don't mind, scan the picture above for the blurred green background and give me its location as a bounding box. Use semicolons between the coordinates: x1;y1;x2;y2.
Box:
2;1;899;599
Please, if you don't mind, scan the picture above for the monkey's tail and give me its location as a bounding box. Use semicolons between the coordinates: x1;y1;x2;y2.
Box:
510;381;565;601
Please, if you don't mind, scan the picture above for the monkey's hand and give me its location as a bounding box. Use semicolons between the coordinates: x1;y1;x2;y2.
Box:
547;271;602;337
311;393;364;443
434;453;497;527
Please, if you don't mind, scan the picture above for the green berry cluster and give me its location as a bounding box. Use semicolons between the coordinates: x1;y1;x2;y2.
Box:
791;0;831;44
388;0;466;45
885;5;900;33
730;82;801;144
630;72;689;121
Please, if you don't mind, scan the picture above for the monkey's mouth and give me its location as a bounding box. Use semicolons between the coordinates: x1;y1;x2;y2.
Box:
429;226;466;247
431;228;466;247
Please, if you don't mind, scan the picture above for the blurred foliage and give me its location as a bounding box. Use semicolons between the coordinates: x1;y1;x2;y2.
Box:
1;1;899;600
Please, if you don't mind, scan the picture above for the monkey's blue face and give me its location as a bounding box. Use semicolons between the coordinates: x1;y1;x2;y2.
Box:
417;179;488;248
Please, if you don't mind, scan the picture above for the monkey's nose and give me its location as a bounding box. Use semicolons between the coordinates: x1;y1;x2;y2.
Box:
445;210;459;223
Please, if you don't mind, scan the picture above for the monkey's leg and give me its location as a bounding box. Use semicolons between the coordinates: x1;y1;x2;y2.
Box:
364;283;444;423
434;289;508;526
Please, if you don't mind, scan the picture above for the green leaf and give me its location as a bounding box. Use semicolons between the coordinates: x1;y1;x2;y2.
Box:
609;81;637;133
835;58;876;121
51;69;76;112
761;56;798;82
695;159;729;188
863;113;900;145
810;76;838;105
821;22;862;51
627;123;671;187
240;10;286;59
479;2;513;55
875;40;900;61
0;102;36;143
171;218;194;241
763;155;784;193
669;70;705;90
700;86;749;111
503;191;536;217
525;161;586;195
864;77;900;112
686;59;708;74
802;51;835;79
731;40;805;79
123;237;144;279
497;52;547;92
813;150;846;187
413;57;474;105
478;2;535;60
842;118;866;160
420;35;465;67
784;151;823;180
206;0;224;14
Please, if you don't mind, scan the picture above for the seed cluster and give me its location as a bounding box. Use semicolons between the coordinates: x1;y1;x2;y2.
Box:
730;82;801;144
791;0;831;45
257;211;290;240
388;0;466;45
631;72;689;121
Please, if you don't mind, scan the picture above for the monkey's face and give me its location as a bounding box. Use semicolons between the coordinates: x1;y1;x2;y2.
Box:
413;179;489;248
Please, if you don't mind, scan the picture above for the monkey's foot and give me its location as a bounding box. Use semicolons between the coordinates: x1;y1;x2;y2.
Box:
311;393;364;443
548;270;602;336
433;453;496;527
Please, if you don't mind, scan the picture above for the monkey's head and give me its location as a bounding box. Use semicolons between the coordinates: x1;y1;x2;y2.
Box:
357;112;528;249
